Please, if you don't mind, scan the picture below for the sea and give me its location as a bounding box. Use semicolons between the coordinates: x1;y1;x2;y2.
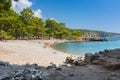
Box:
54;37;120;55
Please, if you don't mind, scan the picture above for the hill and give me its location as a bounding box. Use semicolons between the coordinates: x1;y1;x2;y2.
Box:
79;29;120;37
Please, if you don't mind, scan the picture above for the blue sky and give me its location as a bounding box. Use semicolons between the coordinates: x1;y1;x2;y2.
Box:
12;0;120;33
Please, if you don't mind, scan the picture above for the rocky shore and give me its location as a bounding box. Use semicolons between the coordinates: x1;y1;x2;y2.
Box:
0;48;120;80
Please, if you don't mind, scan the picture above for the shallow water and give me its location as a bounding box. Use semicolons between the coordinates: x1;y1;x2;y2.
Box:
54;39;120;55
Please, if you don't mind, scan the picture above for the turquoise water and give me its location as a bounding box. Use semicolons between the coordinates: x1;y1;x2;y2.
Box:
54;38;120;55
106;37;120;41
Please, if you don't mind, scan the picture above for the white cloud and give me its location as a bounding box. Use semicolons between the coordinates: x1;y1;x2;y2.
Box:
33;9;42;18
11;0;32;13
11;0;42;18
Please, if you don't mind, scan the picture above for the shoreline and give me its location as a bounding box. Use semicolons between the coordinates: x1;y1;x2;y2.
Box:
1;39;111;67
0;40;80;66
1;40;120;80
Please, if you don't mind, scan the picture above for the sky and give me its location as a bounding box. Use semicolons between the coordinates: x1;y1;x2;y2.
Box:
12;0;120;33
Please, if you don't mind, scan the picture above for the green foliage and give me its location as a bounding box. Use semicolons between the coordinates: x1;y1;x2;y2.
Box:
0;0;119;40
0;0;18;11
0;1;84;40
45;19;71;39
0;30;12;40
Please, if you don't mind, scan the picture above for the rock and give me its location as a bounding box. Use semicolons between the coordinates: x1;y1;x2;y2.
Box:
104;49;110;53
74;60;82;66
65;56;74;64
0;68;50;80
0;74;10;80
99;51;103;54
24;69;30;74
56;67;63;71
79;61;88;66
93;53;99;60
56;64;68;71
65;56;87;66
30;64;38;68
106;76;119;80
74;61;87;66
84;53;94;63
102;59;120;70
110;72;117;77
25;73;32;80
69;73;74;77
14;70;24;77
0;62;9;67
1;77;12;80
91;60;100;65
46;63;57;70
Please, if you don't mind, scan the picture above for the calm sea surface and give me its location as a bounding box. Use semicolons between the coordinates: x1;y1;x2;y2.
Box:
54;37;120;55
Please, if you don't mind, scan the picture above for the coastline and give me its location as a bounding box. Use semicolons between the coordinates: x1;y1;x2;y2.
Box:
0;40;120;80
0;40;80;66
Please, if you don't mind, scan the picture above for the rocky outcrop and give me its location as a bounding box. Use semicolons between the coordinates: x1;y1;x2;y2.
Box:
65;56;87;66
1;49;120;80
84;49;120;70
89;38;108;41
0;63;49;80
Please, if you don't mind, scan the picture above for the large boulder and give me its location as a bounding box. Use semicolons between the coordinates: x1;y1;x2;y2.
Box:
65;56;87;66
101;58;120;70
84;53;94;63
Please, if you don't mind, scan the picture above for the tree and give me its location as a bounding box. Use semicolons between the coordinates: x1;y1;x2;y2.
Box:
0;0;18;11
20;8;34;39
0;0;19;40
0;0;85;40
53;23;70;39
32;17;45;39
45;19;58;39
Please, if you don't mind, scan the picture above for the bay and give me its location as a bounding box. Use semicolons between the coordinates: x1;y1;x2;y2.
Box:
54;38;120;55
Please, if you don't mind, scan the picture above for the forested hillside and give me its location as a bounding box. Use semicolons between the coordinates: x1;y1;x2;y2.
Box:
0;0;83;40
0;0;119;40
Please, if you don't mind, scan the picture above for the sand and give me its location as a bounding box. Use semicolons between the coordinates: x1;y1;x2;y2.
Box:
0;40;74;66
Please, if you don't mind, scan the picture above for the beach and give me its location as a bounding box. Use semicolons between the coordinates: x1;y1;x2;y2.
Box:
1;40;120;80
0;40;73;66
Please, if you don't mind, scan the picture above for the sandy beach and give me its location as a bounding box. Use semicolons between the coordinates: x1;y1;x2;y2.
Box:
0;40;73;66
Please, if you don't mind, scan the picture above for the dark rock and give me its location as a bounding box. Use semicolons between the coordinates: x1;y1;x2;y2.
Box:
69;73;74;77
14;70;24;77
104;49;110;53
74;60;82;66
0;74;10;80
117;56;120;59
106;76;119;80
65;56;74;64
0;62;9;67
56;67;63;71
93;53;100;59
0;68;50;80
24;69;31;74
101;58;120;70
99;51;103;54
74;61;87;66
110;72;117;77
79;61;88;66
84;53;94;63
91;60;100;65
1;77;12;80
46;63;57;70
